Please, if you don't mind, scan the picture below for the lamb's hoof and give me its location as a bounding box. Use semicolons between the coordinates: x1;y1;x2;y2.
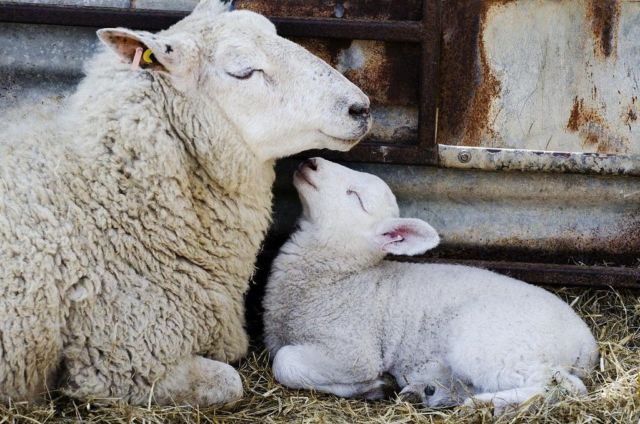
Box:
462;396;512;416
400;383;463;408
362;373;399;400
462;396;490;410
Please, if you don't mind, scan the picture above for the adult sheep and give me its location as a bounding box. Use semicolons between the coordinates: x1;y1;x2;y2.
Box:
0;0;371;406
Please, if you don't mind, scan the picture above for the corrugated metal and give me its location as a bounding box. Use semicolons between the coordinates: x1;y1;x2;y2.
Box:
439;0;640;154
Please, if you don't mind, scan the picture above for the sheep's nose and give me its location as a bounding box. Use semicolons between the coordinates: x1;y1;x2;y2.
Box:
300;158;318;172
424;385;436;397
349;102;370;120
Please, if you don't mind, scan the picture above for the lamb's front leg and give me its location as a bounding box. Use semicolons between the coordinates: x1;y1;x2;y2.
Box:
272;345;391;399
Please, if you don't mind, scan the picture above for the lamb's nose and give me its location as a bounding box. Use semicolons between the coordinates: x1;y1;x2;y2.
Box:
348;102;370;120
300;158;318;172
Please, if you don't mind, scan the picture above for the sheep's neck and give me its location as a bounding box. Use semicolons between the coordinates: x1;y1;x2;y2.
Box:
62;68;274;294
155;75;275;196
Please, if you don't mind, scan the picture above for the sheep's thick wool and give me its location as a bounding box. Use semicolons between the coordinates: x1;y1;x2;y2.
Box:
0;0;372;403
0;50;273;404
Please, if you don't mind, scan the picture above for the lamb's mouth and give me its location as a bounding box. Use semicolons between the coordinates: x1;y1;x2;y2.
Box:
294;170;317;190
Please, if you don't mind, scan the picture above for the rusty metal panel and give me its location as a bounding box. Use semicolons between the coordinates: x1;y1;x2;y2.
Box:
293;38;420;143
439;0;640;155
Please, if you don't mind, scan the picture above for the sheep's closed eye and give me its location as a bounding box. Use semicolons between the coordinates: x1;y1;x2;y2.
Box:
226;68;262;80
347;189;368;213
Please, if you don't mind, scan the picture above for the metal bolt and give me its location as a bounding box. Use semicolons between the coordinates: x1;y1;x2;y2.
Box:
334;1;345;18
458;150;472;163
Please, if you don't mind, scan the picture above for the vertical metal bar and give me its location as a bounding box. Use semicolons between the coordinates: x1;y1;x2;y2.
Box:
417;0;441;166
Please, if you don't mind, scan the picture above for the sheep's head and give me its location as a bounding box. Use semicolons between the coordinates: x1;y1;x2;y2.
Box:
96;0;371;162
293;158;440;259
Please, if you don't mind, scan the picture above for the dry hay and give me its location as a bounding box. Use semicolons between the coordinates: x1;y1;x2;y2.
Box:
1;288;638;424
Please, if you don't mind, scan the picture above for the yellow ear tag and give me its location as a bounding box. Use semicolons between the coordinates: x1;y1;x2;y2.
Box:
142;49;155;64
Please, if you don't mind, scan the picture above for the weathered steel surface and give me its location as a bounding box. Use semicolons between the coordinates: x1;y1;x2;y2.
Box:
439;145;640;176
11;0;129;6
293;39;420;107
439;0;640;155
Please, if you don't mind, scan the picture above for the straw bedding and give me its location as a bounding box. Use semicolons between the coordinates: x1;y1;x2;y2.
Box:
1;288;638;423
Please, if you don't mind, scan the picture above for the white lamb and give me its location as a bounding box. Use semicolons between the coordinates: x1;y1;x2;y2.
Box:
0;0;371;405
263;158;598;414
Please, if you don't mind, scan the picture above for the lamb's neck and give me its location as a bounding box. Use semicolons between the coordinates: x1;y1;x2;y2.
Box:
271;232;383;286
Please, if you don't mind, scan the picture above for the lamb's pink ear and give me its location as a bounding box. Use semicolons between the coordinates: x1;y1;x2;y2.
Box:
97;28;195;74
374;218;440;256
193;0;234;16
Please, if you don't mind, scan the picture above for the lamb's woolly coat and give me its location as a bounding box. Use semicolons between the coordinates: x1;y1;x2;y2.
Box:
263;158;598;412
0;3;370;404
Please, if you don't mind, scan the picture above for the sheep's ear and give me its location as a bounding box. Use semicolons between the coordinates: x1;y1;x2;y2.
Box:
193;0;234;16
97;28;195;74
374;218;440;256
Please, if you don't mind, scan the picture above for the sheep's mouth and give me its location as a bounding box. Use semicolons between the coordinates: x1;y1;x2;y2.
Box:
320;131;361;145
294;170;317;190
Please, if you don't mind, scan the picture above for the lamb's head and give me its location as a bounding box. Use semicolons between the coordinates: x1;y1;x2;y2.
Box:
293;158;440;265
96;0;371;162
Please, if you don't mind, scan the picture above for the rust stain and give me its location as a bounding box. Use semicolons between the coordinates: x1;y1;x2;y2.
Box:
567;97;629;153
622;97;638;128
294;38;419;106
235;0;422;20
587;0;620;59
439;0;514;147
624;109;637;124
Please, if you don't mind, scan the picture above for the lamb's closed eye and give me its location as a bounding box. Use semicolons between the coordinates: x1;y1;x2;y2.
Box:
347;189;367;213
226;68;262;80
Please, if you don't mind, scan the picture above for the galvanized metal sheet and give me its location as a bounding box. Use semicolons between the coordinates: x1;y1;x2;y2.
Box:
439;0;640;155
11;0;199;10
